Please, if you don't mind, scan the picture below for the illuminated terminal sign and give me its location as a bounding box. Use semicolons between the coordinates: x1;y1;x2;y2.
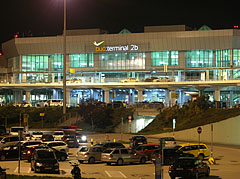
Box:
93;41;139;52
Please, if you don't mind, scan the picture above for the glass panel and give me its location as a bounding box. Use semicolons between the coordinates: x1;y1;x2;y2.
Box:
69;53;94;68
185;50;213;68
151;51;178;66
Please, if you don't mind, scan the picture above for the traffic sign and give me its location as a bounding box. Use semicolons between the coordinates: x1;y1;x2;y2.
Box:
197;127;202;134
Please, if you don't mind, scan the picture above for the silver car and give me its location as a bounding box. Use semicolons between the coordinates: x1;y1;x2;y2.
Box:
76;146;104;164
101;148;146;166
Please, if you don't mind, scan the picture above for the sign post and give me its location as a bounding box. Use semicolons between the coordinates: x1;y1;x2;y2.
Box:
40;113;45;129
128;116;132;133
155;155;162;179
197;127;202;147
172;118;176;137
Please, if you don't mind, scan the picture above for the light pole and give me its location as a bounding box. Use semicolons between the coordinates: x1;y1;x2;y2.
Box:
63;0;67;118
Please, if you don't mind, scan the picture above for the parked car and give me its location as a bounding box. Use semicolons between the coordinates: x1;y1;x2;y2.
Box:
0;136;21;146
63;135;79;148
168;157;210;179
31;132;43;140
14;102;32;107
134;144;161;160
43;141;69;153
22;144;68;162
46;99;63;107
21;141;43;148
176;143;210;160
153;77;174;82
94;142;125;150
151;147;195;165
53;131;64;141
0;144;19;160
35;100;48;108
10;126;25;136
75;133;88;144
30;148;60;173
76;146;104;164
129;136;147;149
143;77;159;82
41;134;54;142
120;78;139;83
101;148;146;166
159;137;177;148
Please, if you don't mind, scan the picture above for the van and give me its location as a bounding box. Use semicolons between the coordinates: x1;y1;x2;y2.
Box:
10;126;25;136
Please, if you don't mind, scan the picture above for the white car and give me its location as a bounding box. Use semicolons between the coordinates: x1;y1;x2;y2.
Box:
31;132;43;140
53;131;64;141
120;78;140;83
14;102;32;107
43;141;69;153
35;100;48;107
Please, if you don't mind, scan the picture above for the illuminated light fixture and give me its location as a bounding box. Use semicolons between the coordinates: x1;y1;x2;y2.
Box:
0;52;2;56
14;34;18;38
234;25;239;29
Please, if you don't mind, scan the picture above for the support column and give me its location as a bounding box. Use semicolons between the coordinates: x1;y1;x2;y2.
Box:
165;89;170;107
103;88;110;103
136;88;144;102
66;88;71;106
214;87;221;102
206;70;209;81
25;89;31;104
13;89;22;104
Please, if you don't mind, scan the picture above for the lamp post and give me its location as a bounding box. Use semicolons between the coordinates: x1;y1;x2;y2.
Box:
63;0;67;118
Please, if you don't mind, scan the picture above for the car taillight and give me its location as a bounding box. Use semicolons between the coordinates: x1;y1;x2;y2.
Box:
84;152;89;156
169;166;173;170
64;140;67;142
174;141;176;144
109;154;113;158
27;150;31;155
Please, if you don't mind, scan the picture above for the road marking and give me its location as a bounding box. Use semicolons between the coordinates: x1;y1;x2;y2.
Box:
14;167;18;173
105;170;127;178
119;171;127;178
105;170;112;177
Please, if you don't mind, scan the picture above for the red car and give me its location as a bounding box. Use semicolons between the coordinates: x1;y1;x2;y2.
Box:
134;144;161;160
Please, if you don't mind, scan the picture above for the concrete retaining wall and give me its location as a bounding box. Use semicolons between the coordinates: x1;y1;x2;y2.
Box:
151;115;240;146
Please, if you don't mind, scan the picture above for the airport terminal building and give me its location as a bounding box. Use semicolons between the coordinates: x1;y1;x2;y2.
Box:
1;25;240;107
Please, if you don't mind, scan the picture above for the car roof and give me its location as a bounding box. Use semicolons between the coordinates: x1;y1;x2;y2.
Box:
179;143;207;147
139;144;160;146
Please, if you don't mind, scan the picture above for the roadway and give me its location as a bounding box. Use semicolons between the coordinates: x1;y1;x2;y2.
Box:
0;133;240;178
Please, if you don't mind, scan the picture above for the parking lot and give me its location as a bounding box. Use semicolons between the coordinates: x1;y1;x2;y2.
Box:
0;133;239;178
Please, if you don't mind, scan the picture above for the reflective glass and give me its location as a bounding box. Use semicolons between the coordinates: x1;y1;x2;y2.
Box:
69;53;94;68
185;50;213;68
152;51;178;66
215;49;230;67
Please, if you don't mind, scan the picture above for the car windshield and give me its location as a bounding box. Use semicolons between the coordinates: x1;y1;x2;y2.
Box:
33;132;43;135
54;132;63;135
37;151;55;159
174;159;194;167
80;147;88;152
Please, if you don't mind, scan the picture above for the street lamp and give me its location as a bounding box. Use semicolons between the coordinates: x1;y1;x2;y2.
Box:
63;0;67;118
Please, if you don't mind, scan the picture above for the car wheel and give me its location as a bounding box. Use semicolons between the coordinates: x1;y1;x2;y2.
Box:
60;155;66;161
140;157;146;164
195;171;199;179
88;157;95;164
206;167;210;177
78;160;84;164
198;154;204;161
0;155;6;161
106;162;111;166
117;158;123;166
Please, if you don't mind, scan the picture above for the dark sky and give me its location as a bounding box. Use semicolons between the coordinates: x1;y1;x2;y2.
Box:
0;0;238;47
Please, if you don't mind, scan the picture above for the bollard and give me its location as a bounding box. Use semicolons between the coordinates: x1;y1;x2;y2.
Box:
90;138;93;146
208;157;216;165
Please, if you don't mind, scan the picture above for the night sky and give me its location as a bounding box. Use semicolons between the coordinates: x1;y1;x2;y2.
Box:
0;0;238;49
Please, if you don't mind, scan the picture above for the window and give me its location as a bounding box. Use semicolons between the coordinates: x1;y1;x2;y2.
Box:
152;51;178;66
233;49;240;66
80;147;88;152
121;149;128;154
185;50;213;68
70;54;94;68
215;49;230;67
99;52;145;70
113;150;120;154
22;55;49;72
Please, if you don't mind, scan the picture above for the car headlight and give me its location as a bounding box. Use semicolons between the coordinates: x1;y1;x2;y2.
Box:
81;136;87;141
36;162;42;167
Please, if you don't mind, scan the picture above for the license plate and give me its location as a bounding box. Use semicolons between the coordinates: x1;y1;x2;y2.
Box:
176;168;183;170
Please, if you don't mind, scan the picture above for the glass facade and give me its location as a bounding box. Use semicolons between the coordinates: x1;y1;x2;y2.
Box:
50;54;63;71
22;55;49;72
215;49;230;67
99;52;145;70
69;53;94;68
185;50;213;68
233;49;240;66
152;51;178;66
